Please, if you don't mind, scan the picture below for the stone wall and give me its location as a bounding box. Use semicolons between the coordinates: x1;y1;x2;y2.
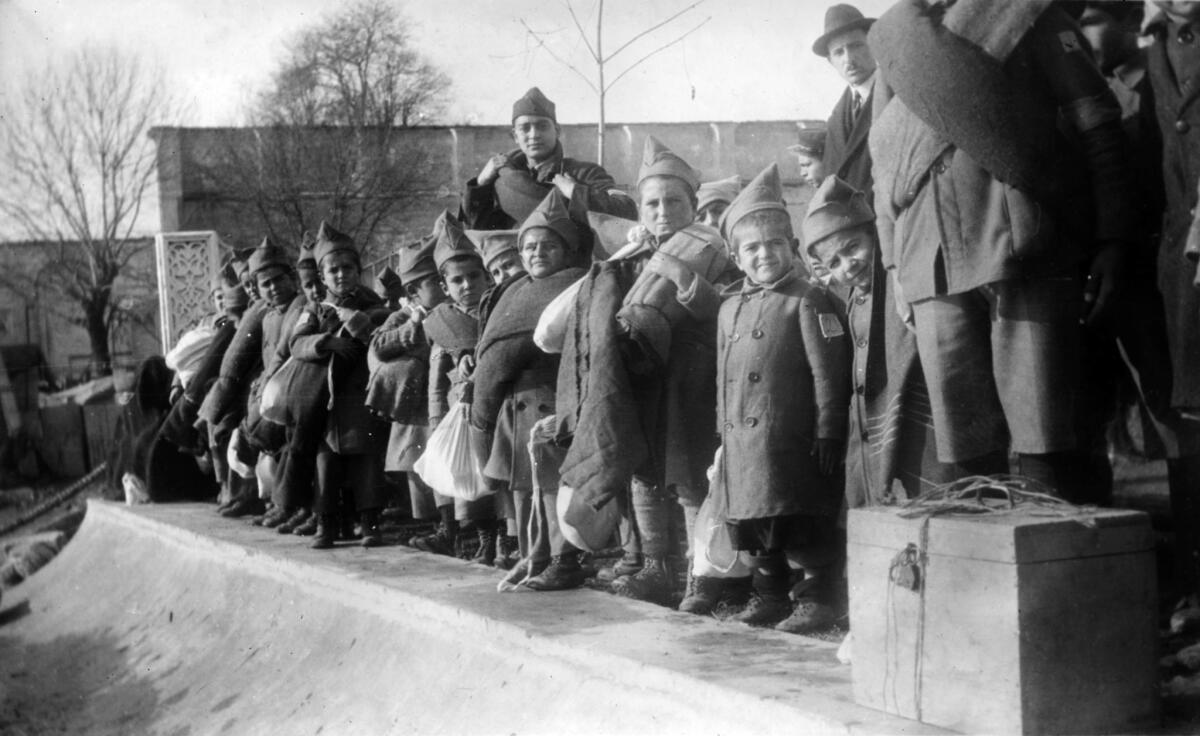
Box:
150;120;824;258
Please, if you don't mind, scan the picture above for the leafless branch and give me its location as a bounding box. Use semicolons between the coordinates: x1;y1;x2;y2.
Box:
605;16;711;92
602;0;705;63
563;0;600;61
520;18;599;93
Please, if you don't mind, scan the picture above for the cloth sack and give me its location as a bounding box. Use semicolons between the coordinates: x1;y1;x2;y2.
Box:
413;401;493;502
260;356;328;427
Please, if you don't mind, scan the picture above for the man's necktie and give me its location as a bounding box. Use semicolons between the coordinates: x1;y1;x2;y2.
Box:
851;92;863;124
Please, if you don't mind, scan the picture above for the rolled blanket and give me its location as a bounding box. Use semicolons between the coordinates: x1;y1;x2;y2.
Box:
471;268;585;433
616;223;730;369
869;0;1055;195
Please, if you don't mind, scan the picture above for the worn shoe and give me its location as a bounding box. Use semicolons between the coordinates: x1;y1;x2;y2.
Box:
275;507;310;534
292;514;318;536
525;552;587;591
497;556;551;591
339;516;361;542
775;600;843;634
732;593;793;627
611;556;676;606
412;523;458;557
360;510;384;548
251;505;288;527
597;551;643;583
678;574;724;615
219;496;264;519
471;525;497;566
310;515;335;549
493;535;520;571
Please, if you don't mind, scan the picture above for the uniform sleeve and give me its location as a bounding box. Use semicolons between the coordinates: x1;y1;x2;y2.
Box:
1032;8;1134;246
715;303;728;434
428;342;453;422
371;310;415;361
799;290;851;441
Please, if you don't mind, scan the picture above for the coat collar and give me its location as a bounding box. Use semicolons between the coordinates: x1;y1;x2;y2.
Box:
509;143;565;182
729;267;801;296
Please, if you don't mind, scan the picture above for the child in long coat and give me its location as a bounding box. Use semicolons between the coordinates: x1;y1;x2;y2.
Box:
712;164;851;631
288;222;391;548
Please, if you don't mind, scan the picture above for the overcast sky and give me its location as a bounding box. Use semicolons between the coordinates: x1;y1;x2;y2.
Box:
0;0;896;126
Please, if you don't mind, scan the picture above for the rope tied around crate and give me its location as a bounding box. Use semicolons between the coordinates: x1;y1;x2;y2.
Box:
881;474;1099;721
894;474;1099;528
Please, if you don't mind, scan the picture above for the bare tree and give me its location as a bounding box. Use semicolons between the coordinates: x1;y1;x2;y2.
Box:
0;47;180;376
195;0;448;260
521;0;710;164
255;0;451;127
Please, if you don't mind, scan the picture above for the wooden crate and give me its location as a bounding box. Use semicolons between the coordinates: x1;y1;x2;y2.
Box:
847;505;1159;735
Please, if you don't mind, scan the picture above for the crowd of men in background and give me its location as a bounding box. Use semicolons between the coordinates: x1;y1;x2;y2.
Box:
106;0;1200;635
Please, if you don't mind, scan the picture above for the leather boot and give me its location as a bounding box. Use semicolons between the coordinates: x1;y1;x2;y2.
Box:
292;511;318;536
611;555;676;606
733;554;793;626
360;510;383;548
775;572;847;634
413;520;459;556
471;523;497;566
275;507;310;534
339;514;360;541
310;514;335;549
252;504;288;528
678;573;725;615
494;535;520;570
525;549;587;591
219;495;264;519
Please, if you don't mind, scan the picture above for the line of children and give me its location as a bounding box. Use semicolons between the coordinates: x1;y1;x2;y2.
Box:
152;131;928;637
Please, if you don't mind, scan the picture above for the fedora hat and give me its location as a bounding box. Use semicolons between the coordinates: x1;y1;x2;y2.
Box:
812;4;875;57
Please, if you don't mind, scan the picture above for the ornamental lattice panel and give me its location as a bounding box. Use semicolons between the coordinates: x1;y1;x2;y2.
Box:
155;231;220;352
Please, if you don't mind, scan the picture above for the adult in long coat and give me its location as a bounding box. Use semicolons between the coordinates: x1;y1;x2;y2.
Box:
815;4;878;200
1144;3;1200;603
460;87;636;230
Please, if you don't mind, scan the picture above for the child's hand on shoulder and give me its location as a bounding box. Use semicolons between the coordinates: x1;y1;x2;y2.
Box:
812;438;843;477
645;251;696;292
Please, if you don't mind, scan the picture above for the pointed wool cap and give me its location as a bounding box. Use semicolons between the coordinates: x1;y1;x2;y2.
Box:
696;176;743;213
518;189;584;255
297;231;318;271
720;163;789;240
637;135;700;192
397;235;438;284
377;266;403;298
216;261;249;309
788;128;827;158
802;175;875;254
431;211;481;270
248;236;292;275
466;229;520;268
313;221;358;266
512;87;556;122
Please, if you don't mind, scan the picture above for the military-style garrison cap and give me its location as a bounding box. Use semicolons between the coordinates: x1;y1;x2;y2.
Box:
312;221;359;266
636;135;700;192
466;229;519;269
720;163;789;241
377;266;403;298
397;236;438;285
518;189;584;255
512;87;557;122
431;211;481;270
696;176;742;213
248;236;292;276
297;231;318;272
802;175;875;254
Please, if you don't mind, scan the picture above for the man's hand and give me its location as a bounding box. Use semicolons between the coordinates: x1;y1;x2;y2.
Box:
1083;240;1126;328
478;154;508;186
890;271;915;334
812;438;843;477
645;251;696;293
323;335;362;360
552;172;578;199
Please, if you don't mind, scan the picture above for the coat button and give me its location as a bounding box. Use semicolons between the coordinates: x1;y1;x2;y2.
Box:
744;417;758;427
1177;119;1191;134
856;295;867;305
515;401;528;411
731;333;740;341
1180;27;1196;44
856;338;867;348
751;329;764;339
723;422;734;431
748;372;761;383
537;404;551;414
861;431;870;441
855;385;864;395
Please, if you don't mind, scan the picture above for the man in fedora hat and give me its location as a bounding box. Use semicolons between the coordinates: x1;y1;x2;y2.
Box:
814;4;878;200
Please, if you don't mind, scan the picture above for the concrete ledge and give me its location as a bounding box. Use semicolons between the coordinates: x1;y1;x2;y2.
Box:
0;500;946;735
